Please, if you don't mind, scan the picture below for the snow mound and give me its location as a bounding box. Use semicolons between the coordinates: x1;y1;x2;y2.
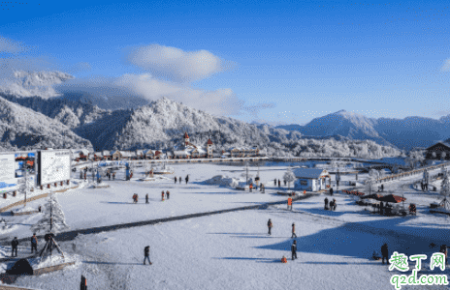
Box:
12;206;36;213
204;175;246;189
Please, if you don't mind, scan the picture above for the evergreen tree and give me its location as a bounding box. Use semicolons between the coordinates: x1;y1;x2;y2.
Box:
31;193;69;234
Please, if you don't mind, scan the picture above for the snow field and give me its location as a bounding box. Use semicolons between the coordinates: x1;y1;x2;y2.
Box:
2;161;450;290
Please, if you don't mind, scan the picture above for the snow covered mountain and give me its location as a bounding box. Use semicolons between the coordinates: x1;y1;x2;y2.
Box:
0;96;93;150
278;110;450;150
0;94;403;158
0;93;108;129
75;97;303;151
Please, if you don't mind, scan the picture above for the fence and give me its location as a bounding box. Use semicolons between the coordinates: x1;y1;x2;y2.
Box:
375;162;450;184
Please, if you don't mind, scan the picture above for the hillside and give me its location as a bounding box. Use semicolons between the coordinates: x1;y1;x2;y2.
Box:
0;96;93;151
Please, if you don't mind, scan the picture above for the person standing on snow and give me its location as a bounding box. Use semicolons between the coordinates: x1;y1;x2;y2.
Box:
179;177;182;184
174;176;177;184
161;191;165;201
381;243;390;265
166;190;170;200
278;179;281;188
274;178;277;185
144;246;152;265
291;240;297;260
146;194;149;204
324;197;329;210
31;233;38;254
267;219;273;235
291;223;297;238
11;237;19;257
185;175;189;184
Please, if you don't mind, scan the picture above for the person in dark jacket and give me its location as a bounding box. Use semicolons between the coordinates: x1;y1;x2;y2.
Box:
267;219;273;235
324;197;329;210
291;223;297;238
166;190;170;200
11;237;19;257
284;179;287;186
179;177;182;183
31;233;38;254
380;202;384;215
291;240;297;260
381;243;390;265
174;176;177;184
161;191;165;201
144;246;152;265
113;172;116;180
381;184;384;192
185;175;189;184
330;187;333;196
146;194;149;204
278;179;281;188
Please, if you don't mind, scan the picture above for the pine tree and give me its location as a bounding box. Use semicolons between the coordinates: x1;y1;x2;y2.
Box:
31;193;69;234
283;166;296;193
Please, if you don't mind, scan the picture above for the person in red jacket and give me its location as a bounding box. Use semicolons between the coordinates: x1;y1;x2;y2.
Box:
161;191;165;201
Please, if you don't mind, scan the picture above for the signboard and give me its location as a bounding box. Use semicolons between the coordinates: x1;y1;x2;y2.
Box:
39;150;71;185
0;154;15;181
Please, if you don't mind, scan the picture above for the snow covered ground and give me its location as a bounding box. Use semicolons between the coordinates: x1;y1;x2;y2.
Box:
2;161;450;290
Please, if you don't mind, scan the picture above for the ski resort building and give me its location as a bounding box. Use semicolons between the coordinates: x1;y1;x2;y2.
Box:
293;168;331;192
102;151;111;160
425;142;450;160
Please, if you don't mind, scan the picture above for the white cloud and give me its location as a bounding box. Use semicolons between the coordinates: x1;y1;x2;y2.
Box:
0;36;27;54
441;58;450;72
0;70;73;98
58;73;244;116
126;44;234;82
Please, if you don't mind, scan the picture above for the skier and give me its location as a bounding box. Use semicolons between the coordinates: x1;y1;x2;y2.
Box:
179;177;182;184
144;246;152;265
291;240;297;260
267;219;273;235
11;237;19;257
381;243;390;265
278;179;281;188
185;175;189;184
146;194;149;204
324;197;329;210
31;233;38;254
166;190;170;200
287;197;293;211
329;199;336;211
132;194;138;204
161;191;165;201
291;223;297;238
174;176;177;184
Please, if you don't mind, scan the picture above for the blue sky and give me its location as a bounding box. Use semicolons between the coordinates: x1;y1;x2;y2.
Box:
0;0;449;124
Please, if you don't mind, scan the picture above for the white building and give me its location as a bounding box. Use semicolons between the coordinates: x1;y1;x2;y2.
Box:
293;168;331;192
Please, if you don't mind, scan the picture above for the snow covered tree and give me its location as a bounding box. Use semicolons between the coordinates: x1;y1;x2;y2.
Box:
31;193;69;234
283;166;296;192
369;169;380;180
440;169;450;211
364;175;377;195
441;152;447;161
18;169;34;207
